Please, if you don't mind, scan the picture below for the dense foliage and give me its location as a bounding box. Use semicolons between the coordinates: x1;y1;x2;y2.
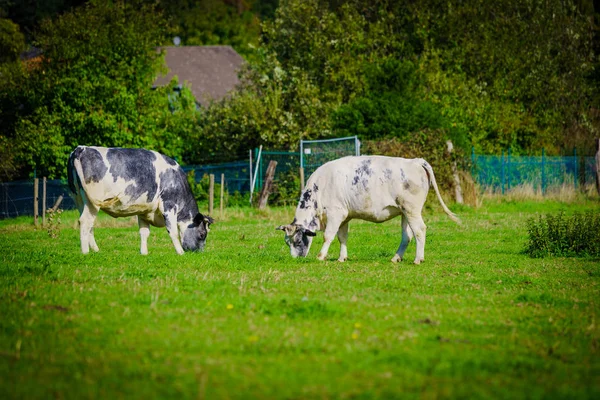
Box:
0;1;198;179
0;0;598;183
189;0;598;165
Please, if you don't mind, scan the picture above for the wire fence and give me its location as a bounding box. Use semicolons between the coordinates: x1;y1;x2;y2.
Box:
472;149;597;194
1;148;598;219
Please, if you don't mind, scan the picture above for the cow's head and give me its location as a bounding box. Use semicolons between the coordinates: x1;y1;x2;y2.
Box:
182;213;214;252
276;224;316;258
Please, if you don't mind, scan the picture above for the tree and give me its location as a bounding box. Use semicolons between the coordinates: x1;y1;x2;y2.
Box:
0;1;198;179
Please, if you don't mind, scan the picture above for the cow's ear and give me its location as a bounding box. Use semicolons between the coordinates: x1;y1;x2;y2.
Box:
276;224;296;236
193;213;204;226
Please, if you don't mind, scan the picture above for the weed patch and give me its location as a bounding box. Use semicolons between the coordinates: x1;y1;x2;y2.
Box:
526;211;600;257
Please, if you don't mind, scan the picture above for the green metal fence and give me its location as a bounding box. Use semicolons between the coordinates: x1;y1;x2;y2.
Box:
472;148;597;193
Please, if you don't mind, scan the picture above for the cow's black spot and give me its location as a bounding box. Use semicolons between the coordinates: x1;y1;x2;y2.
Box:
308;217;318;229
299;189;312;209
404;181;411;190
161;154;178;166
357;160;373;176
159;167;199;222
353;160;373;187
383;169;393;181
312;183;319;192
107;148;158;202
400;168;407;182
78;147;108;186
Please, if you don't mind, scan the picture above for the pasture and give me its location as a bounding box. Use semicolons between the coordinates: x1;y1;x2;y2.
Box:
1;198;599;399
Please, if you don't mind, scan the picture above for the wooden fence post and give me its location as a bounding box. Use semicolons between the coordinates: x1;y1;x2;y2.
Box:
51;195;63;212
595;138;600;196
258;160;278;209
299;167;305;192
42;177;47;227
446;141;464;204
209;174;215;215
33;178;39;227
220;173;224;219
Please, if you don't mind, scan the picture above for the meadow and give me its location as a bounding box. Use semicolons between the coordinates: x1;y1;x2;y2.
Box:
0;197;599;399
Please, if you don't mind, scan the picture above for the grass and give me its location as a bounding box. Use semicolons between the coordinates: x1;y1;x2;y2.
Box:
0;197;599;399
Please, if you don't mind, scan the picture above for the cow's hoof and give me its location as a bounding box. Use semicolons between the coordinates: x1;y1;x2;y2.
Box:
391;255;402;263
317;253;327;261
413;258;424;265
337;257;347;262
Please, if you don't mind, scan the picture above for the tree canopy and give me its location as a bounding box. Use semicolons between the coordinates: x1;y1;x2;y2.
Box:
0;0;598;180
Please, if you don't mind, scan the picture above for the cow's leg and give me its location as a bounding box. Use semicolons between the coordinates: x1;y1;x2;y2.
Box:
317;215;345;261
392;214;413;263
88;226;99;252
405;213;427;264
337;222;349;262
79;203;99;254
164;211;185;255
138;217;151;255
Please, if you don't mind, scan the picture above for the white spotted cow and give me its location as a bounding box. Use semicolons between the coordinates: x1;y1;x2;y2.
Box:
277;156;459;264
68;146;213;255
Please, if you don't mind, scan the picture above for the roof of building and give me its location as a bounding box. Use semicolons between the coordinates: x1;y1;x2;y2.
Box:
154;46;245;107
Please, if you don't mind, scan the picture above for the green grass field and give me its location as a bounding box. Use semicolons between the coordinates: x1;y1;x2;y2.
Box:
1;198;599;399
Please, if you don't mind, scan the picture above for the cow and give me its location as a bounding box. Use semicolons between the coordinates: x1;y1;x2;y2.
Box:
277;156;459;264
67;146;213;255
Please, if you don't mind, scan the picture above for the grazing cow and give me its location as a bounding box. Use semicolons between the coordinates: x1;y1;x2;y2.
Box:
277;156;459;263
67;146;213;255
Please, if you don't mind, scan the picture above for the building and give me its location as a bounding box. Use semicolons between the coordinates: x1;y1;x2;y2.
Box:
153;46;245;108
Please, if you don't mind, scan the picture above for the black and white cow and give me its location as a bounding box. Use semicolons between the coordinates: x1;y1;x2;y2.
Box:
277;156;459;264
68;146;213;255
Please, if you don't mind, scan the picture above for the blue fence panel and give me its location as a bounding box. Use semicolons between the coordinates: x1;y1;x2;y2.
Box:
0;179;76;219
183;161;251;194
472;151;596;193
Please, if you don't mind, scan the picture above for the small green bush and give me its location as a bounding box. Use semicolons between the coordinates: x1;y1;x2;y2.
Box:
526;211;600;258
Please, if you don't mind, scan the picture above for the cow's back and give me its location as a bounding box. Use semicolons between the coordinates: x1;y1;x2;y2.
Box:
307;156;430;221
69;146;178;215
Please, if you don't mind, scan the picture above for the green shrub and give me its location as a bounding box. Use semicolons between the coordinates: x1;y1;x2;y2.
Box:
526;211;600;258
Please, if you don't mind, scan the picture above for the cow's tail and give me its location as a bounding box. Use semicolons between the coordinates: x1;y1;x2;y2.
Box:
67;146;85;196
421;160;460;224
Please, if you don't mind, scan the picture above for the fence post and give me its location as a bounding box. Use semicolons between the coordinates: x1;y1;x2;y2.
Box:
299;167;305;192
208;174;214;215
446;140;463;204
42;177;47;227
258;160;277;209
596;138;600;195
471;147;475;178
573;147;578;190
248;149;253;201
501;149;505;195
250;145;262;204
541;148;546;195
51;195;63;212
33;178;39;227
220;173;224;219
507;147;511;192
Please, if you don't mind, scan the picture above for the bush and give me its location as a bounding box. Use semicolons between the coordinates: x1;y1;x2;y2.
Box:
526;211;600;258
